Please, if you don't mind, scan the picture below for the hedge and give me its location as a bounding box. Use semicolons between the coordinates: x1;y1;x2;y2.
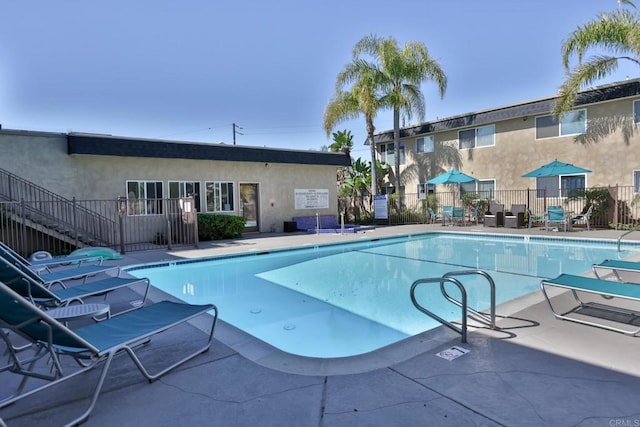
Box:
197;214;246;240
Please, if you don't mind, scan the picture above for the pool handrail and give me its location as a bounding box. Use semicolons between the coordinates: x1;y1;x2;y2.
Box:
410;270;497;343
441;270;496;329
617;225;640;252
410;276;468;343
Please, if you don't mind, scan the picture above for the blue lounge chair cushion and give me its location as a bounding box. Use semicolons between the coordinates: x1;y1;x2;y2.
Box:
74;301;214;353
544;273;640;299
596;259;640;272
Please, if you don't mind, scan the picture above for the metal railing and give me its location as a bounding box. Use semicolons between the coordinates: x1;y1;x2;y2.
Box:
410;270;497;343
0;199;199;257
339;185;640;229
0;168;116;248
617;225;640;251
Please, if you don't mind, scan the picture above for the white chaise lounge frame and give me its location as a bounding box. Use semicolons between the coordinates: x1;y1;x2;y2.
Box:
541;273;640;336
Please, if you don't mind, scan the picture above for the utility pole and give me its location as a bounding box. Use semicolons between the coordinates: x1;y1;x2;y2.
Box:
232;123;243;145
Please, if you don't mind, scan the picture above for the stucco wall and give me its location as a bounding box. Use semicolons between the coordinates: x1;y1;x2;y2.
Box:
0;130;339;233
393;96;640;192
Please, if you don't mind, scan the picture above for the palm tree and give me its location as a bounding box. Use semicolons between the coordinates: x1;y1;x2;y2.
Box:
329;129;354;188
352;35;447;191
329;129;354;158
554;0;640;116
324;62;384;196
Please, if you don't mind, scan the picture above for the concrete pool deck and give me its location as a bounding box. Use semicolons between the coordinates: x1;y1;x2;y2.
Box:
2;224;640;426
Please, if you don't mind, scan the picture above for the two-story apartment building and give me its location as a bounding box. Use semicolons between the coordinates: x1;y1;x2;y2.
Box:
371;79;640;203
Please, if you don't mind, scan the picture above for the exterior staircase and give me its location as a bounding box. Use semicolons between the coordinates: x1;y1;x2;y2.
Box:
0;167;117;249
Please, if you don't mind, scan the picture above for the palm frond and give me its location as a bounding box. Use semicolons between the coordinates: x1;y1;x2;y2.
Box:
553;56;621;116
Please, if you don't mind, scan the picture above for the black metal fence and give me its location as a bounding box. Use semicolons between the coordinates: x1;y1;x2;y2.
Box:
2;185;638;258
0;199;199;258
339;185;640;229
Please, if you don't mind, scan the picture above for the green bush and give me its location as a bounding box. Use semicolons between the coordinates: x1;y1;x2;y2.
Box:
197;214;246;240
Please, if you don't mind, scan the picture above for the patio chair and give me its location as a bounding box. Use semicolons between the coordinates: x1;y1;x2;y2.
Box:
504;204;526;229
452;207;466;226
467;205;479;225
527;208;543;228
540;273;640;336
483;203;504;227
441;206;454;226
427;207;437;224
0;242;104;272
572;204;593;231
0;256;150;311
0;249;120;289
544;206;570;232
0;280;217;426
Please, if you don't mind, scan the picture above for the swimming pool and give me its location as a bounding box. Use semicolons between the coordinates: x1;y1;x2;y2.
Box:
127;232;638;358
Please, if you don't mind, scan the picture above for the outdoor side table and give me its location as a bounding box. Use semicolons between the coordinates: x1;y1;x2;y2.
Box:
46;303;111;324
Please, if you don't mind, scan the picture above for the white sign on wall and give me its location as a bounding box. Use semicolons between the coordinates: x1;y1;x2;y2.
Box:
294;189;329;209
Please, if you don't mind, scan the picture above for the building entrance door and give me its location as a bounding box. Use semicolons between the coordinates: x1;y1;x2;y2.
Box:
240;183;259;232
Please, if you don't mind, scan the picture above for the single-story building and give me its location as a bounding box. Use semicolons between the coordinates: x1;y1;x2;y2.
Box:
0;129;350;235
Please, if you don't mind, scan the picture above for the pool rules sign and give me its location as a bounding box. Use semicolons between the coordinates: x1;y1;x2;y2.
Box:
374;194;388;220
294;189;329;210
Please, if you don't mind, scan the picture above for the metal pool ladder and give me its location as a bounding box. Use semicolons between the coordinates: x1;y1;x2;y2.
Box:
617;225;640;251
410;270;496;343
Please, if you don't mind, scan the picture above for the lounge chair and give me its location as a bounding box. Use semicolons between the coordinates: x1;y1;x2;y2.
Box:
544;206;571;232
593;259;640;282
0;250;120;289
0;256;150;311
0;280;217;426
0;241;103;271
504;204;526;229
540;273;640;336
572;204;593;231
483;203;504;227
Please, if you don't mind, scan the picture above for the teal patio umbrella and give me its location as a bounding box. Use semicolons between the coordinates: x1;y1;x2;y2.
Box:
428;170;477;211
522;160;591;178
428;169;477;184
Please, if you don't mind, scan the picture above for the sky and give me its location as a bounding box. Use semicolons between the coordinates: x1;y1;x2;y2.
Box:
1;1;638;160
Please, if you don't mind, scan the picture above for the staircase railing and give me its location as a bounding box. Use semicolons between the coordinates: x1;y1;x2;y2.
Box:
0;167;117;248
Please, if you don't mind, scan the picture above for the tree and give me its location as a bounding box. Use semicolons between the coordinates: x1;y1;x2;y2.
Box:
554;0;640;116
352;35;447;191
329;129;354;158
329;130;354;188
324;60;384;196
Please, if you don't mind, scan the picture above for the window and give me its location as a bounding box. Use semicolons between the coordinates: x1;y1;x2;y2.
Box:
206;182;234;212
634;100;640;124
458;125;495;149
535;109;586;139
126;180;163;215
416;136;434;154
459;179;495;200
169;181;201;212
417;183;435;199
379;142;405;165
535;174;586;198
634;170;640;193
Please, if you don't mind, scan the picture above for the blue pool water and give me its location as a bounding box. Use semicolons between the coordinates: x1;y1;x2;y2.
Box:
127;233;638;358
